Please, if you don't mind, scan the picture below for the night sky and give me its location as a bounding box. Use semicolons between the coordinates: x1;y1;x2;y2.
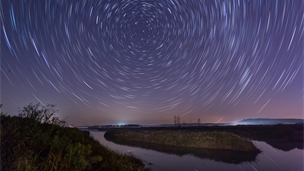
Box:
1;0;303;126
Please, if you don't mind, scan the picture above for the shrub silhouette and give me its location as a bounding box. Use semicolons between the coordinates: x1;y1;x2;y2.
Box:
17;103;65;126
1;103;146;171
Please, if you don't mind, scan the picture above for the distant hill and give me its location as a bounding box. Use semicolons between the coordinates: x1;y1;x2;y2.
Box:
236;118;304;125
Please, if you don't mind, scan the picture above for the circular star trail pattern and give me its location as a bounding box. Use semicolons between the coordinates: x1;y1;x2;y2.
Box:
1;0;303;120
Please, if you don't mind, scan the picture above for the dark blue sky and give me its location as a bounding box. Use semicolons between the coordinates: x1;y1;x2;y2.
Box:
1;0;303;126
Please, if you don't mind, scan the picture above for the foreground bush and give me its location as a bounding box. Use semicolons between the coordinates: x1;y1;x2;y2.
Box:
105;130;260;152
1;103;146;171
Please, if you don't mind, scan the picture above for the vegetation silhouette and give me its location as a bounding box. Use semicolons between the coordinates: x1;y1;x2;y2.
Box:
1;103;147;171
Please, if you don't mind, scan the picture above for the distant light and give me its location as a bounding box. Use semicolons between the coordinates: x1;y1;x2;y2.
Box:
118;122;125;126
230;121;240;126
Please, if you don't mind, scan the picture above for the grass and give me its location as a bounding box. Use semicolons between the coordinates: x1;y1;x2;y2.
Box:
105;134;260;164
105;130;260;152
1;103;147;171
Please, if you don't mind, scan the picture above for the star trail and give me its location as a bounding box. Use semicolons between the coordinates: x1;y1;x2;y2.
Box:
1;0;303;125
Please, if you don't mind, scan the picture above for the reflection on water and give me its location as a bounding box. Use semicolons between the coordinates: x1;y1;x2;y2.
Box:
91;131;304;171
105;134;260;164
253;138;303;152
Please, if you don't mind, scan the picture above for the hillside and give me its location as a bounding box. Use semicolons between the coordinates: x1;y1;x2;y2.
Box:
237;118;304;125
0;103;147;171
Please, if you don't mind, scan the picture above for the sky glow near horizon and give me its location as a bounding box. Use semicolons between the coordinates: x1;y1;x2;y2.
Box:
1;0;303;126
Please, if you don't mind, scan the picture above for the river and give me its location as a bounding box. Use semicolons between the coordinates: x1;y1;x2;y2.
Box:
91;131;303;171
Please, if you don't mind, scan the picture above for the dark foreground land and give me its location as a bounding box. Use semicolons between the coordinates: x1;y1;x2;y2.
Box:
1;104;147;171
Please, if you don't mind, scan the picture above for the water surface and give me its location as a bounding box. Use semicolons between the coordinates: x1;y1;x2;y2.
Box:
91;131;303;171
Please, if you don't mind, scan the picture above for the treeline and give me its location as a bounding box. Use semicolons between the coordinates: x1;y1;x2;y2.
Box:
1;103;147;171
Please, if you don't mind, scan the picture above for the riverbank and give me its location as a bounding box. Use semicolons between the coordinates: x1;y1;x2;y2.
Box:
1;103;147;171
105;130;260;152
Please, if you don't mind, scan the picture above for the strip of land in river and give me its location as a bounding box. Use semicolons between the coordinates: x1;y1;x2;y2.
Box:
105;130;260;152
